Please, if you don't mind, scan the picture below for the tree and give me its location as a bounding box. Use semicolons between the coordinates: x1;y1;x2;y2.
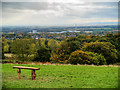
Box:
4;44;9;53
40;38;46;48
50;39;81;63
34;47;51;62
11;39;33;61
68;50;90;65
50;51;69;64
82;42;118;64
29;43;39;54
2;43;5;59
50;41;70;63
48;39;59;51
87;52;106;65
66;37;81;51
61;37;81;54
68;50;106;65
2;38;11;53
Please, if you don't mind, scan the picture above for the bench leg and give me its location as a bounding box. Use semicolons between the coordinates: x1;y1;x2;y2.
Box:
32;70;36;80
17;69;21;79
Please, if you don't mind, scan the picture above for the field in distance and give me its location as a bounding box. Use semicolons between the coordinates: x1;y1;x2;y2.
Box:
2;64;118;88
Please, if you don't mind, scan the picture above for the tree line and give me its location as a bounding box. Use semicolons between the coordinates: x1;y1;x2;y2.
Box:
2;32;120;65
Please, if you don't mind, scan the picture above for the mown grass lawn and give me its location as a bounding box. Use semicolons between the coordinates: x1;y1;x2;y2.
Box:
2;64;118;88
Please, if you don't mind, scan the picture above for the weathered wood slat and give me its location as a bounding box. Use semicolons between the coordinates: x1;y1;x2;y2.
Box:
13;66;40;70
17;68;21;79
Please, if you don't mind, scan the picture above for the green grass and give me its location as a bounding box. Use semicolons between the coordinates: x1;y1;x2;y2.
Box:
2;64;118;88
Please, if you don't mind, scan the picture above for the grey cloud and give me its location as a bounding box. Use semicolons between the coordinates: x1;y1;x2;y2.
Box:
67;8;117;19
2;2;118;26
2;2;118;12
2;2;59;12
65;2;118;19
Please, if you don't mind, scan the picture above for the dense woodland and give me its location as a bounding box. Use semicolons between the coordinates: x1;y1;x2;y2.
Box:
2;32;120;65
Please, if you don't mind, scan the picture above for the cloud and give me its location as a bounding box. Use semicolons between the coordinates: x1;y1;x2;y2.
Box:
2;2;56;11
2;0;120;2
2;1;118;26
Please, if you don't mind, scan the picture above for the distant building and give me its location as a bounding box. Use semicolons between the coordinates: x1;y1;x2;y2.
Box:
85;31;93;33
28;32;32;33
33;30;37;33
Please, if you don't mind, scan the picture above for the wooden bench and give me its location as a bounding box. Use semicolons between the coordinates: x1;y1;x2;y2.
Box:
13;66;40;80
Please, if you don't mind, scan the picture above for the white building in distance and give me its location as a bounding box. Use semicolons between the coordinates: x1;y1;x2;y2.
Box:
33;30;37;33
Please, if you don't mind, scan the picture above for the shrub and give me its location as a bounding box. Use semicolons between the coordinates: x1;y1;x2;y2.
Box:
2;50;5;59
68;50;90;65
82;42;118;64
11;39;34;61
50;51;69;64
88;52;106;65
48;39;59;51
50;41;71;63
68;50;107;65
34;47;51;62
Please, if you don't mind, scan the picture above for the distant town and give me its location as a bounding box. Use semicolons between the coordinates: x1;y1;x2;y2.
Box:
2;25;119;40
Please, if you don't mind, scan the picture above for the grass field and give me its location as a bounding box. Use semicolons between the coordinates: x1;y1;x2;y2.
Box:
2;64;118;88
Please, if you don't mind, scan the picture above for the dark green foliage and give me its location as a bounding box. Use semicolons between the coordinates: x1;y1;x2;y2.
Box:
68;50;106;65
50;51;69;64
88;52;106;65
2;33;120;65
50;38;81;63
11;39;33;61
2;49;5;59
48;39;59;51
34;47;51;62
68;50;90;65
82;42;118;64
66;37;82;51
50;41;70;63
67;41;81;53
2;43;5;59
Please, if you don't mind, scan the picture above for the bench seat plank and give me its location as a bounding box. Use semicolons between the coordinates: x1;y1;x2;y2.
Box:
13;66;40;70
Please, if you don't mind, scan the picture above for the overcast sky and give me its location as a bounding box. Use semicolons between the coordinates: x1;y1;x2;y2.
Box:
2;0;119;26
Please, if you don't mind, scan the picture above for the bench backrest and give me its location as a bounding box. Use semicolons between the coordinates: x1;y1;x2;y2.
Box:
13;66;40;70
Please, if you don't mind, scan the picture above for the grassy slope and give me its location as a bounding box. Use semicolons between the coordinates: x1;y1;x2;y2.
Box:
2;64;118;88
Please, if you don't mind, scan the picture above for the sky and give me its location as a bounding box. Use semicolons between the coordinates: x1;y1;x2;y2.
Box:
1;0;119;26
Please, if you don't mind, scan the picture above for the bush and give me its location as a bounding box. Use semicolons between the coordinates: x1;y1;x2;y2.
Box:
34;47;51;62
50;41;71;64
2;51;5;59
2;43;5;59
11;39;34;61
50;51;69;64
68;50;90;65
68;50;106;65
88;52;106;65
82;42;118;64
